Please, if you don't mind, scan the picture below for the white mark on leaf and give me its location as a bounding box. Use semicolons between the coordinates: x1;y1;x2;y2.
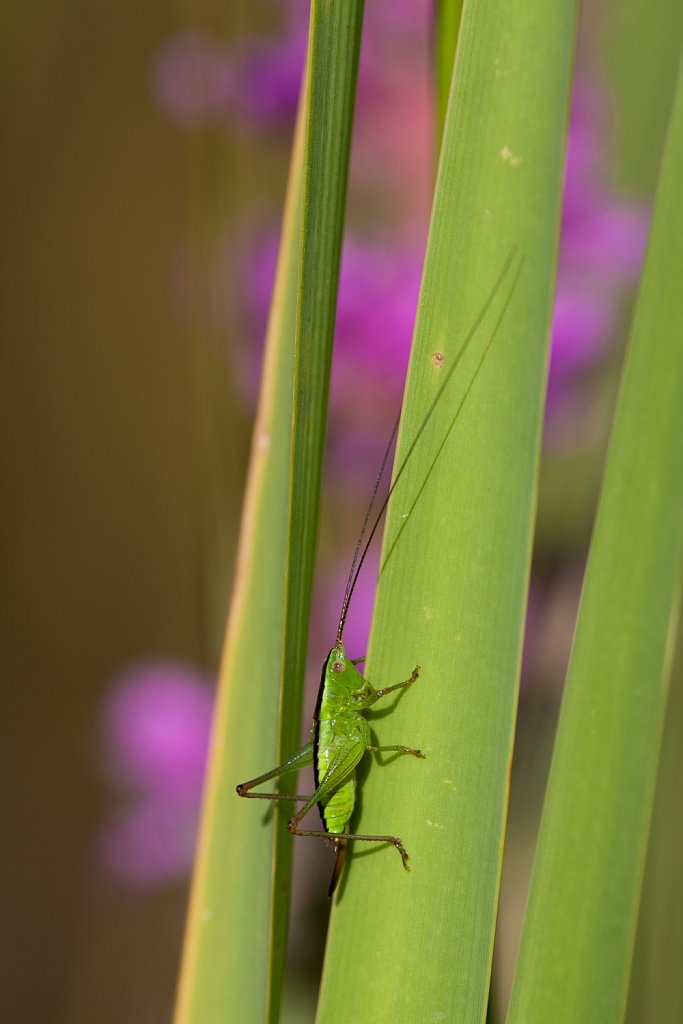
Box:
500;145;522;166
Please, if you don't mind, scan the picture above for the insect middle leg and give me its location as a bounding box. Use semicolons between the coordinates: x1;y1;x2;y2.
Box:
366;743;425;759
236;742;314;802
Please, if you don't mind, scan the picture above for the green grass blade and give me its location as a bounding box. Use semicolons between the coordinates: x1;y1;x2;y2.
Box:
271;0;364;1011
176;4;366;1019
174;4;365;1020
316;2;577;1021
507;58;683;1024
626;594;683;1023
277;0;364;775
173;85;305;1024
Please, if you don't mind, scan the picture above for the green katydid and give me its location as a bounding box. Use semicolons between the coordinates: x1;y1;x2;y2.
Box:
236;247;522;895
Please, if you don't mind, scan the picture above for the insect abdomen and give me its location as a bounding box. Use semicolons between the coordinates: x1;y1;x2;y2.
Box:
321;776;356;835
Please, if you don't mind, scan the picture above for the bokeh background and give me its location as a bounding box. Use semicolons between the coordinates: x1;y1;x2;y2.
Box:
2;2;682;1022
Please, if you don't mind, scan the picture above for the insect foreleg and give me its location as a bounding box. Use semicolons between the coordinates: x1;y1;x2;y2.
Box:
374;664;420;699
236;741;314;800
354;665;420;709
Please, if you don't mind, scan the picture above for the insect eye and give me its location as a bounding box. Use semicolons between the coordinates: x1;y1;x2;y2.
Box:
332;660;345;674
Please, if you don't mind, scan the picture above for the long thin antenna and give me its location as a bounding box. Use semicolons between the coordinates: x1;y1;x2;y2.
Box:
335;412;401;646
335;245;520;646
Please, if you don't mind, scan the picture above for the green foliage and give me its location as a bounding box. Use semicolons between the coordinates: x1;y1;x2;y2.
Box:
175;3;683;1023
508;62;683;1023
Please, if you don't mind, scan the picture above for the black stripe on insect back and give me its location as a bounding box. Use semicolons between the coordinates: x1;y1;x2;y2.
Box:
313;651;330;825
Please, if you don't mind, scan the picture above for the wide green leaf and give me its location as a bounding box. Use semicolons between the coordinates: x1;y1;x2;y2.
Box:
316;1;577;1021
507;56;683;1024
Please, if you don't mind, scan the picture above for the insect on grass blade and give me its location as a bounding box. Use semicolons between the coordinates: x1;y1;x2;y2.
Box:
236;245;523;895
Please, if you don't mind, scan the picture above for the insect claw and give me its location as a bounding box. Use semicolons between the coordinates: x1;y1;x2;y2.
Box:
236;784;246;796
393;839;410;870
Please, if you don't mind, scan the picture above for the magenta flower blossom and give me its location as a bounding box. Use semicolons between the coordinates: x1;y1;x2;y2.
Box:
151;27;305;129
152;1;429;132
241;230;423;484
98;660;214;886
547;82;649;433
246;232;421;391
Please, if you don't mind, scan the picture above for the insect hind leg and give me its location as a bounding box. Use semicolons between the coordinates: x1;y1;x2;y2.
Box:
286;822;410;869
236;791;311;802
236;741;314;800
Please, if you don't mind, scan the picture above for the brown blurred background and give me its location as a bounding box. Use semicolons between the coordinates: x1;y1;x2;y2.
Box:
0;4;257;1021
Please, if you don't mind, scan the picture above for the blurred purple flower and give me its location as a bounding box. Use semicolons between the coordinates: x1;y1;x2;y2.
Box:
152;21;306;129
98;659;214;887
246;232;421;398
547;82;649;433
152;2;430;131
239;31;305;121
547;284;613;408
241;230;422;483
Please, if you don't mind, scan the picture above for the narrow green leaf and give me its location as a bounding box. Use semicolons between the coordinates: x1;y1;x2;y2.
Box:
175;3;365;1020
173;85;304;1024
316;2;577;1021
507;58;683;1024
271;0;364;1011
